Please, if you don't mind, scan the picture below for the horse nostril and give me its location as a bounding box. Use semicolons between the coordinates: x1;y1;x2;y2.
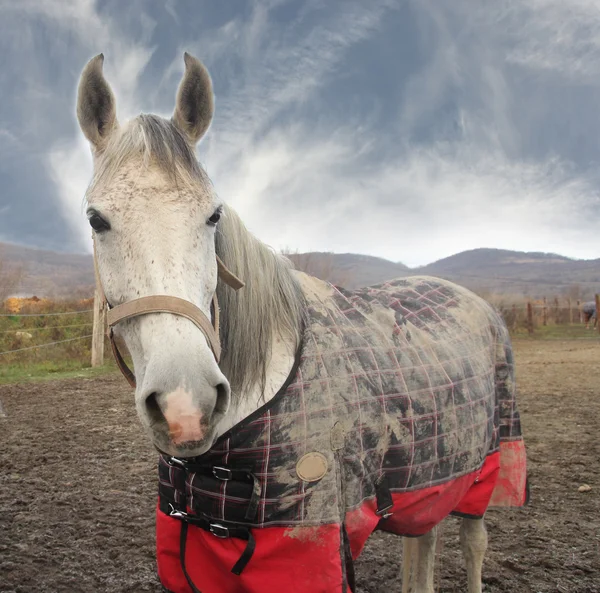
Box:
215;383;229;415
145;392;167;429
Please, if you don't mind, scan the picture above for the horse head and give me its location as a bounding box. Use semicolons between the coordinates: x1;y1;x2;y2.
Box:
77;53;231;457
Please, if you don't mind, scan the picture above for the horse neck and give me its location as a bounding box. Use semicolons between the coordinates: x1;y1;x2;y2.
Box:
213;214;304;436
216;327;298;436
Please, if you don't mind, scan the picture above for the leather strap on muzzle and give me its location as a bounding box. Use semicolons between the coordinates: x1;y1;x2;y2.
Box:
93;239;244;388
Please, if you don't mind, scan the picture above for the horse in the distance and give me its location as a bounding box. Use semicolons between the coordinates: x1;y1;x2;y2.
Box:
77;53;527;593
582;301;597;330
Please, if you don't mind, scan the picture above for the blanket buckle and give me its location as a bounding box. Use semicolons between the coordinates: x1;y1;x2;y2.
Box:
213;466;232;480
210;523;230;538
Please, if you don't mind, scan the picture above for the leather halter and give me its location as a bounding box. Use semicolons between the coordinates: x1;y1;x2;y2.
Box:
93;239;244;388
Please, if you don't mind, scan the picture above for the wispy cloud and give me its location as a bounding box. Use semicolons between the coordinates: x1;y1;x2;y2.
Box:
195;0;600;265
1;0;600;265
500;0;600;79
0;0;155;249
213;120;599;266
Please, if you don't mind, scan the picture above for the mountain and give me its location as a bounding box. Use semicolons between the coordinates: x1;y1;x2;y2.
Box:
416;248;600;299
0;242;94;298
2;241;600;300
285;251;409;290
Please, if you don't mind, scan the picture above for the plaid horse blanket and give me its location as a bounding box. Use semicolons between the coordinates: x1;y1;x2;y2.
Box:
156;276;527;593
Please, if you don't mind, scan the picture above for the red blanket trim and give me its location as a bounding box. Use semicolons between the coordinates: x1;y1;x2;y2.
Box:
157;510;346;593
156;444;527;593
344;452;500;559
489;439;527;507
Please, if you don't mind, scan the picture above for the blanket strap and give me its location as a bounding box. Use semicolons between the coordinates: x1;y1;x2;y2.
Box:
163;457;260;578
170;504;256;575
179;522;202;593
375;474;394;519
170;458;262;521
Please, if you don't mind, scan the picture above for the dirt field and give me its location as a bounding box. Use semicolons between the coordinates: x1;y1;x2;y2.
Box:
1;338;599;592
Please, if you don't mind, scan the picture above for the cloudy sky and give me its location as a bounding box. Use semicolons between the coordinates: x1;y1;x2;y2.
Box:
1;0;599;267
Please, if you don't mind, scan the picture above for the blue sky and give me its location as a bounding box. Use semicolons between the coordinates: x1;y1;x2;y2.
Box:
1;0;599;267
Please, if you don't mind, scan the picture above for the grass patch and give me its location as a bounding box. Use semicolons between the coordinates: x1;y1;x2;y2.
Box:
1;299;597;385
0;361;118;385
0;302;108;384
511;323;600;340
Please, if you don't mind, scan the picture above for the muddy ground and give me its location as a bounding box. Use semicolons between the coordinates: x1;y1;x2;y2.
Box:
1;339;599;592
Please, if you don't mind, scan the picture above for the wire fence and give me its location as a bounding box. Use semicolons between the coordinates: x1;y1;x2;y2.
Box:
0;323;93;334
0;295;597;372
0;335;93;356
0;305;97;371
0;309;93;317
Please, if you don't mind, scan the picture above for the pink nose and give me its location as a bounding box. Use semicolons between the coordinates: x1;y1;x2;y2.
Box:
167;413;205;444
161;390;205;443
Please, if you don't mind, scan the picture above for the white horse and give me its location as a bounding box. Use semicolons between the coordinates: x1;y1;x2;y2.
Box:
77;54;526;593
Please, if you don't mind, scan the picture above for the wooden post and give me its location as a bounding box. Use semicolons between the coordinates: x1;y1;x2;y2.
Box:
568;298;573;324
542;297;547;326
578;300;582;324
91;287;106;367
553;297;559;324
527;301;534;335
595;294;600;334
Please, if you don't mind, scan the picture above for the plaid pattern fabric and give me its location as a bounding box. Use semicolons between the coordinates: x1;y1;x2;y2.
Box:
159;276;525;530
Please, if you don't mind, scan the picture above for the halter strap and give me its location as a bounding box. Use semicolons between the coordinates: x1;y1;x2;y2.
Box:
107;294;222;360
93;238;244;388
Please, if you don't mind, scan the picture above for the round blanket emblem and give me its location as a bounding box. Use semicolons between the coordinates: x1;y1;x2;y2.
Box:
296;452;328;482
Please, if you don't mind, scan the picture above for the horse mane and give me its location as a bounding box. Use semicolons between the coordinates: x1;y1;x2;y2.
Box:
88;113;306;399
215;206;306;398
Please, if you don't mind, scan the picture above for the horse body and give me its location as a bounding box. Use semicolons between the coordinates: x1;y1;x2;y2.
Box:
157;274;526;593
76;54;527;593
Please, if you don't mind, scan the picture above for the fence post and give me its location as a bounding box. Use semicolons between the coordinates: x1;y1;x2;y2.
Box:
542;297;547;326
578;300;582;324
596;294;600;334
568;298;573;324
527;301;534;335
91;288;106;367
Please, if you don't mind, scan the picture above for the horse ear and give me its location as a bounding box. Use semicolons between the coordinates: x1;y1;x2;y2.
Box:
172;53;214;145
77;54;118;152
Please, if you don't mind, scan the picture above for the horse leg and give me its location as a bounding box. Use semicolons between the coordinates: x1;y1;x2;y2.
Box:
402;527;437;593
459;517;488;593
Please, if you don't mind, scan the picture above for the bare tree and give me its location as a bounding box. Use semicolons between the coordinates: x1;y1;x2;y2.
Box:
567;283;582;302
0;248;24;305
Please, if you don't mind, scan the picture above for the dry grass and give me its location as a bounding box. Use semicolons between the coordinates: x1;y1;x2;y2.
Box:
0;293;594;384
0;297;114;382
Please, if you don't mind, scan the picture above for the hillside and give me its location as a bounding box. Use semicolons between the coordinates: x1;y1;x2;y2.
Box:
2;241;600;300
416;248;600;298
285;251;409;289
0;242;94;298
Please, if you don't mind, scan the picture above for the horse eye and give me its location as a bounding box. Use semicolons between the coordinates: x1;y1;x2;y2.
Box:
207;210;221;226
89;213;111;232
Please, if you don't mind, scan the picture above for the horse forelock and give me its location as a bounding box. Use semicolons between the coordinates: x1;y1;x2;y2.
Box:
88;114;211;197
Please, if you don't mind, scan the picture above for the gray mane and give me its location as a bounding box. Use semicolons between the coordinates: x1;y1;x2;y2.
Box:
92;113;306;399
215;207;306;399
